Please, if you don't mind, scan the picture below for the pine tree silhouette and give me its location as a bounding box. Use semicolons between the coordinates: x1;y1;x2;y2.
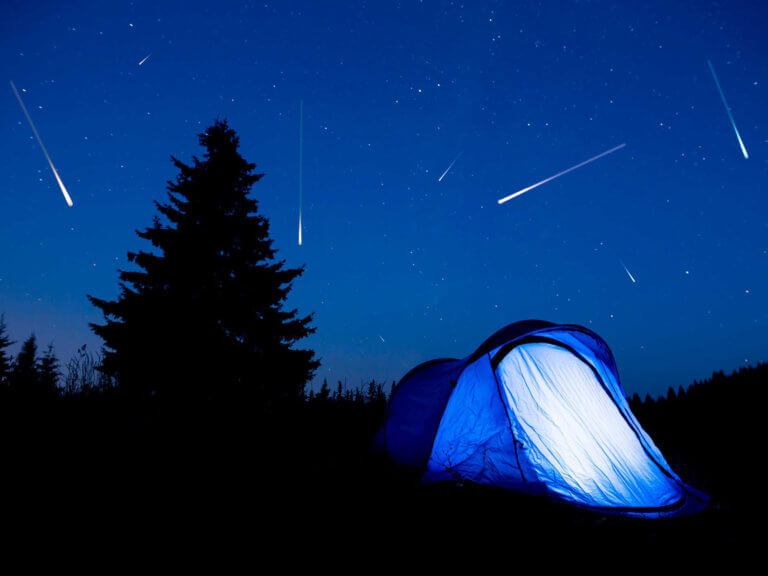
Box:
10;334;39;396
0;314;13;387
89;120;318;411
317;379;330;402
37;343;61;396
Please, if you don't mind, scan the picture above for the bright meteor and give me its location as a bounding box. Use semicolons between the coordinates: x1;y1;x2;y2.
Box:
497;143;626;205
620;261;636;284
10;81;73;207
298;99;303;246
438;151;462;182
707;60;749;160
138;54;151;66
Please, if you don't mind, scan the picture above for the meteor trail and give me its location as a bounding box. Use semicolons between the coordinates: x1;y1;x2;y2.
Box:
438;151;462;182
298;100;303;246
378;335;386;343
621;261;636;284
707;60;749;159
497;143;626;205
138;54;151;66
10;81;73;207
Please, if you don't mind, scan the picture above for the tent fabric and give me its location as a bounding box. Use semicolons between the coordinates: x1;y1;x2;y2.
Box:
383;358;463;472
380;321;708;517
423;354;524;489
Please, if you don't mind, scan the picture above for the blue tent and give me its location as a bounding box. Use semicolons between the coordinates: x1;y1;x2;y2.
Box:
380;320;708;517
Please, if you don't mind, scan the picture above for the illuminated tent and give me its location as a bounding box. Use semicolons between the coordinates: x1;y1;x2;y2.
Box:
379;320;708;517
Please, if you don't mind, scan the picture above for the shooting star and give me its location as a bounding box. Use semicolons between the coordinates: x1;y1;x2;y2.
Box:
298;100;303;246
138;54;151;66
621;261;636;284
10;81;73;207
438;151;463;182
497;143;626;205
378;335;386;343
707;60;749;159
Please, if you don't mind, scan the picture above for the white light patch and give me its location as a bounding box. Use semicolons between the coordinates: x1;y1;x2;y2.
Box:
497;343;682;509
10;81;73;206
707;60;749;159
497;143;626;205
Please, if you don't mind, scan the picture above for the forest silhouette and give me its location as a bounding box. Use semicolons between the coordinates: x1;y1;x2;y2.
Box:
0;121;761;551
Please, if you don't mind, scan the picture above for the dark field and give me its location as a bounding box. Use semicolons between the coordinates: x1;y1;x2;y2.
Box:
1;363;762;555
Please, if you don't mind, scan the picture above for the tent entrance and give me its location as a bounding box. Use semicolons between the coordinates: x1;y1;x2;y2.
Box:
495;341;683;510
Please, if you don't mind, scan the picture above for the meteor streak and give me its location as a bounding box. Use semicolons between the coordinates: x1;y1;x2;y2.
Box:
438;151;462;182
10;81;73;207
497;143;626;205
138;54;151;66
707;60;749;159
621;261;636;284
298;100;303;246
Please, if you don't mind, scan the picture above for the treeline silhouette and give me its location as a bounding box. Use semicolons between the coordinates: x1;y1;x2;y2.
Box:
1;314;761;550
629;364;766;514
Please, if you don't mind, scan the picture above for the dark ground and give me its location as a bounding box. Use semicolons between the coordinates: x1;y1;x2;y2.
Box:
1;364;764;557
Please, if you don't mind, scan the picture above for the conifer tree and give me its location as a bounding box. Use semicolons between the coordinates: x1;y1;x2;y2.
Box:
0;314;13;387
89;120;318;410
37;343;61;395
316;379;330;402
11;334;39;395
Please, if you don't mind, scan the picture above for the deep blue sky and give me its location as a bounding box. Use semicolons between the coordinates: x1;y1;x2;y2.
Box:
1;1;766;396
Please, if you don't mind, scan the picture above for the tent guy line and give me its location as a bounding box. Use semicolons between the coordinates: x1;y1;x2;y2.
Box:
497;143;626;205
10;81;74;207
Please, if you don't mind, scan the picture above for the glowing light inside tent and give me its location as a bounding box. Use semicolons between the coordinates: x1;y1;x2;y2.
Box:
496;342;682;509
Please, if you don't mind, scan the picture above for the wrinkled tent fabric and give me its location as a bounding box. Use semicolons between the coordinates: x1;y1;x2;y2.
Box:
380;320;708;517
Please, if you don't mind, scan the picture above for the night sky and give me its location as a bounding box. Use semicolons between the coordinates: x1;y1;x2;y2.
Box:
1;1;766;396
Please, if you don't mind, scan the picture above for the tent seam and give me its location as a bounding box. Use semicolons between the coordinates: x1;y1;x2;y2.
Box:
488;352;528;485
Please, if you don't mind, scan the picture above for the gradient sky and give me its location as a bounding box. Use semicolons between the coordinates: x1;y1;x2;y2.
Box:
1;0;766;396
